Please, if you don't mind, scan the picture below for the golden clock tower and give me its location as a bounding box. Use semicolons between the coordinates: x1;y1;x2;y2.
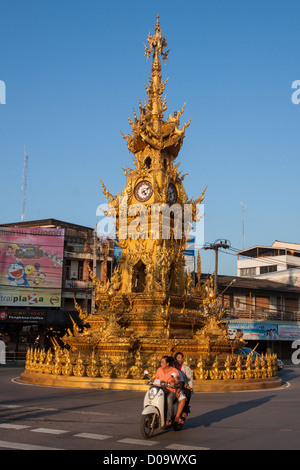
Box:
100;14;205;305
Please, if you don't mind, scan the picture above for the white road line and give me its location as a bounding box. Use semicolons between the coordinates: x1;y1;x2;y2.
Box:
117;438;159;447
23;406;58;411
0;439;65;450
165;443;209;450
74;432;112;440
0;423;30;430
0;404;22;408
0;402;110;417
31;427;69;435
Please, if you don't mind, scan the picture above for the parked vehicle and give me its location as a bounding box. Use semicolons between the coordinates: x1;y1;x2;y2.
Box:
235;347;284;370
140;371;185;439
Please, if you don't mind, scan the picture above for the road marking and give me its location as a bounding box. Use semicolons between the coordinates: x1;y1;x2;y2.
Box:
0;439;65;450
73;410;111;416
74;432;112;440
165;443;210;450
31;427;69;435
0;404;58;412
0;423;30;430
23;406;58;411
0;404;22;409
118;438;159;446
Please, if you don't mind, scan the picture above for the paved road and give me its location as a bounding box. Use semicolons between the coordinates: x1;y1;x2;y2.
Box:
0;364;299;452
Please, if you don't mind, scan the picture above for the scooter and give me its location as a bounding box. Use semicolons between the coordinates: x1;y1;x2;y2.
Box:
140;370;185;439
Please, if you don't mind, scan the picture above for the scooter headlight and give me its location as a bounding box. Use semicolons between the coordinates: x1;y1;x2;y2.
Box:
148;387;158;400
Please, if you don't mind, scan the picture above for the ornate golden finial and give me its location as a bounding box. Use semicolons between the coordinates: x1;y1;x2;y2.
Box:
155;12;160;32
144;12;170;66
121;14;191;158
143;13;170;126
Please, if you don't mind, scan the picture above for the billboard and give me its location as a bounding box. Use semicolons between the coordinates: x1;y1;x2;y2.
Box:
0;226;64;307
278;324;300;341
0;309;46;324
228;321;300;341
228;322;279;341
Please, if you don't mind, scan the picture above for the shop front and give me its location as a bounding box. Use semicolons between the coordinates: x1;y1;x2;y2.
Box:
0;308;80;361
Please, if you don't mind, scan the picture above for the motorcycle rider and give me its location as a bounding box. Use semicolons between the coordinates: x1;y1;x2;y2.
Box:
174;351;193;419
155;355;186;426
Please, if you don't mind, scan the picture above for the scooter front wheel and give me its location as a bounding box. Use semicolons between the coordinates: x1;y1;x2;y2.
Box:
140;414;156;439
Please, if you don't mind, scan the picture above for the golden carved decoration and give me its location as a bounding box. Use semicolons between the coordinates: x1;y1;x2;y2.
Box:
73;353;86;377
86;351;99;378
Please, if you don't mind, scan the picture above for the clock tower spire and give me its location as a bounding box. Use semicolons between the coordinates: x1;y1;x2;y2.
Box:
121;13;192;163
143;12;169;128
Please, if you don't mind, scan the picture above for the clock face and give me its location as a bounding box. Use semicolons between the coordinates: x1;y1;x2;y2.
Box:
134;180;153;202
167;183;177;204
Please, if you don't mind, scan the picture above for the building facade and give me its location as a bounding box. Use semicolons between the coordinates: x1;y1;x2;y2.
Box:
216;274;300;359
0;219;114;359
237;240;300;284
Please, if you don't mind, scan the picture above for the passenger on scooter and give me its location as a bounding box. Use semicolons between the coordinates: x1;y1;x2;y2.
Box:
174;351;193;419
155;355;186;426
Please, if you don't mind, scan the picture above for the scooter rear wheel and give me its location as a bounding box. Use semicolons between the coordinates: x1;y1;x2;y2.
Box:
140;414;155;439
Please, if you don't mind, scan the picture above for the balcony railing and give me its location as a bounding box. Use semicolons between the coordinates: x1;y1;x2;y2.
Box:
224;308;300;322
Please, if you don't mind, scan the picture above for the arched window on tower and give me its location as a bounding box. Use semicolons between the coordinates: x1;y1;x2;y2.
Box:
144;157;151;169
132;260;146;292
168;262;176;292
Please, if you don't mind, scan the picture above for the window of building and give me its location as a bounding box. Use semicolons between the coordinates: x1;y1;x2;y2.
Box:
260;265;277;274
255;296;270;312
65;259;71;280
240;267;256;276
285;298;299;313
78;260;84;281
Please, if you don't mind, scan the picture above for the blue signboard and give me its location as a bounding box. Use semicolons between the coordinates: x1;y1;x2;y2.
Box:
183;236;195;256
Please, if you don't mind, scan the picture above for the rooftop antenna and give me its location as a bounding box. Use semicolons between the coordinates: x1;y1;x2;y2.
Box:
21;145;28;222
240;202;246;250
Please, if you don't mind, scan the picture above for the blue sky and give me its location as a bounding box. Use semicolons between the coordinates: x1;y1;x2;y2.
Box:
0;0;299;275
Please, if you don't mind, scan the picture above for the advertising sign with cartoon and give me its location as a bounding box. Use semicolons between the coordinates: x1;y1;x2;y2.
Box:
0;226;64;307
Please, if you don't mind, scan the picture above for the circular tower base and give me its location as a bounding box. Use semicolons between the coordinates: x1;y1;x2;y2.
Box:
19;370;282;392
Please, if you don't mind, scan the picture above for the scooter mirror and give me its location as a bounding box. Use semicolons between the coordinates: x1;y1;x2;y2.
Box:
144;370;149;376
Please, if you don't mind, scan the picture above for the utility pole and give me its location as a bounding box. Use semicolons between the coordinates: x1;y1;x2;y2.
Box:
204;239;231;295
